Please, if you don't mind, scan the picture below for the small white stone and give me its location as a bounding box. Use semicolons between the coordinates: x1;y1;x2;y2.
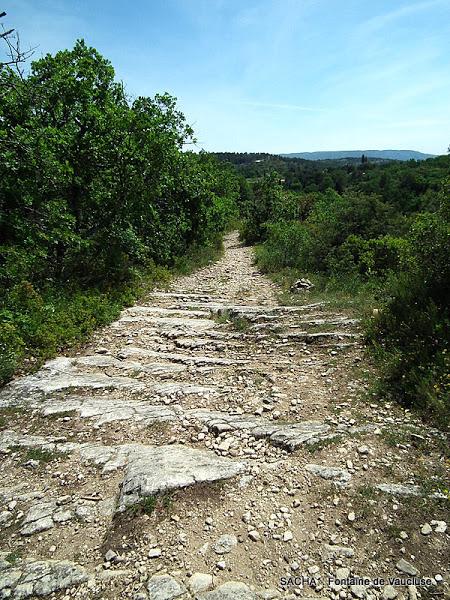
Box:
336;567;350;579
248;530;261;542
350;584;367;598
434;521;447;533
213;534;237;555
383;585;398;599
188;572;213;593
105;549;117;563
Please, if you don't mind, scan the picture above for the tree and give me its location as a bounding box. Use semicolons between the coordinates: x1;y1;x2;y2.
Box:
0;11;34;72
1;40;239;288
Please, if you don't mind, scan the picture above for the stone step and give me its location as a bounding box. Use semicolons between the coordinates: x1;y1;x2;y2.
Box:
282;331;361;342
0;357;216;401
1;395;178;425
123;305;211;318
0;555;88;599
74;354;186;374
114;315;216;332
188;409;332;451
0;357;146;399
170;301;329;315
0;431;246;510
150;292;230;301
117;444;246;512
117;346;249;366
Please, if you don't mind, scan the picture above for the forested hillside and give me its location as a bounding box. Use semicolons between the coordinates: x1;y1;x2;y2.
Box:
231;154;450;427
0;41;239;382
281;149;436;161
213;151;448;199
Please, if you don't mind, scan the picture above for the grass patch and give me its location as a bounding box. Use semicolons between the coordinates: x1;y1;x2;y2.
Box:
8;446;67;464
214;309;251;331
44;410;78;419
140;495;157;515
128;369;143;379
414;468;450;499
354;485;380;519
0;406;25;416
127;492;175;517
262;266;378;316
147;421;170;434
161;493;173;511
5;551;22;564
173;238;224;276
381;426;449;459
24;447;65;463
357;484;378;500
385;524;405;540
0;407;25;429
305;434;343;453
228;315;251;331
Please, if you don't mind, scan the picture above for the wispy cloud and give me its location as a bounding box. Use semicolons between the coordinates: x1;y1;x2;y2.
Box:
375;117;450;129
5;0;449;154
359;0;448;33
238;100;328;112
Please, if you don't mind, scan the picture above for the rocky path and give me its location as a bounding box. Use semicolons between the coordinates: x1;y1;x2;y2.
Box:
0;232;448;600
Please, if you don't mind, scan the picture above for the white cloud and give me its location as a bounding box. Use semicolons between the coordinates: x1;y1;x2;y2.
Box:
231;100;328;112
359;0;448;33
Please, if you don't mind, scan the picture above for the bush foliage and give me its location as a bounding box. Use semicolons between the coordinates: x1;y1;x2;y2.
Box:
0;41;239;382
239;163;450;427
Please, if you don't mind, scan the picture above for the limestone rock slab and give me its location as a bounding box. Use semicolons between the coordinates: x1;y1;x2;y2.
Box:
0;558;87;598
146;574;187;599
188;409;330;451
118;445;246;510
0;357;145;400
197;581;258;599
305;464;351;486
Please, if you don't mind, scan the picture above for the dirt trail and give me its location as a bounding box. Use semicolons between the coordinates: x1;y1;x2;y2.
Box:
0;232;448;600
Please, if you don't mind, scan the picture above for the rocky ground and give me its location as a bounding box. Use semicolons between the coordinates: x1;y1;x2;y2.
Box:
0;232;448;600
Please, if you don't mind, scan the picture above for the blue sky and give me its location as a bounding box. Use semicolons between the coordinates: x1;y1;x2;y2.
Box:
4;0;450;153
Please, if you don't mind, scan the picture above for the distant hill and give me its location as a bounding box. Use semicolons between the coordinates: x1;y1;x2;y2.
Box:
280;150;436;161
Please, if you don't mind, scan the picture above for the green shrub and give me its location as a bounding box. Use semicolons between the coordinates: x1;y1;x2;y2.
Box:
243;163;449;427
173;238;223;275
255;221;312;271
327;235;406;279
368;202;450;427
0;322;24;385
